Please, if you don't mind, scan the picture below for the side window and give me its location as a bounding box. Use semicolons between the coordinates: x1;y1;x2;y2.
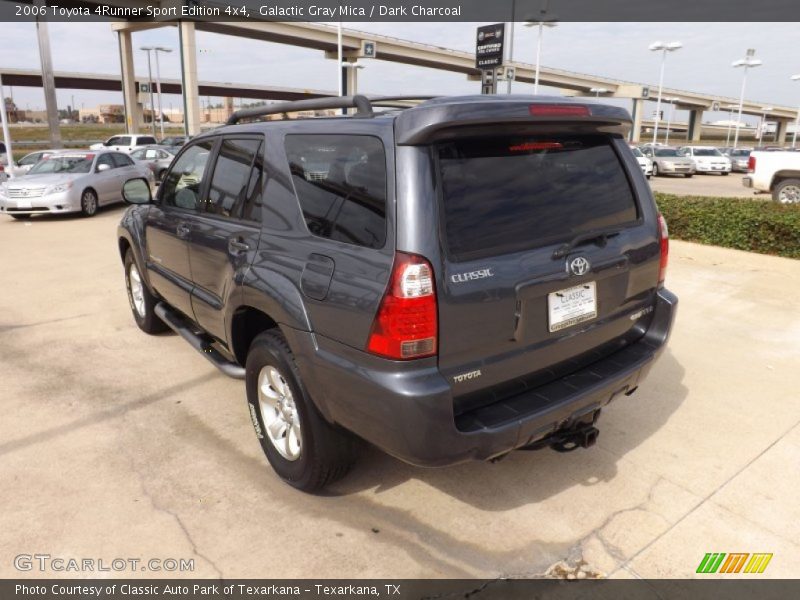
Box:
117;136;132;147
20;153;41;166
96;154;115;170
204;138;262;220
158;150;170;159
160;140;215;211
112;153;134;168
284;134;387;249
138;136;157;146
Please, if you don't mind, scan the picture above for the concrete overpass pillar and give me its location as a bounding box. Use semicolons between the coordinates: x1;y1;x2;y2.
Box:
630;98;644;143
687;109;703;142
775;119;790;145
179;21;201;136
118;30;142;133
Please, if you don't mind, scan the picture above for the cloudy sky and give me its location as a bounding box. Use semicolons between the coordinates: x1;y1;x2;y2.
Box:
2;21;799;126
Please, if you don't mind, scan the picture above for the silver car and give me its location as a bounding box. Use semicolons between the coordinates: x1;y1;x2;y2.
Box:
130;145;177;182
641;146;696;178
0;149;153;219
727;148;752;173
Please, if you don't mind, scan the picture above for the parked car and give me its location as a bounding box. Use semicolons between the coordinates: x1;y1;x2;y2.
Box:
641;146;695;177
160;135;189;147
130;145;177;182
726;148;752;173
90;134;158;154
118;95;677;492
630;146;653;179
677;146;732;175
0;142;8;181
9;150;60;177
742;150;800;203
0;149;153;219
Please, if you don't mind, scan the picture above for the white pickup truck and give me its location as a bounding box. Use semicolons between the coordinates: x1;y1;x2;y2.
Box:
742;151;800;204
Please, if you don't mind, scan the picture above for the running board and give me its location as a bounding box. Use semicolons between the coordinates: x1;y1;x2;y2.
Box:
154;303;246;380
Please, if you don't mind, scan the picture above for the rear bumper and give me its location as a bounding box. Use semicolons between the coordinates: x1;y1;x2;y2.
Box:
290;289;678;467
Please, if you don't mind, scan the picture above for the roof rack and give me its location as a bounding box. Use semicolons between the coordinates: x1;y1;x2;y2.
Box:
226;95;374;125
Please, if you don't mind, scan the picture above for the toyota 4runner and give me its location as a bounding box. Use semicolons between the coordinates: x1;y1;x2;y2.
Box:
118;95;677;492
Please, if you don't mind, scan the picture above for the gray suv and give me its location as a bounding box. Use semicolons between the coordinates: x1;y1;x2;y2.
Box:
117;95;677;492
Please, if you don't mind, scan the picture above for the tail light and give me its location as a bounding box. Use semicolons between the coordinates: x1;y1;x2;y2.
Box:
748;156;756;173
657;213;669;286
367;252;437;360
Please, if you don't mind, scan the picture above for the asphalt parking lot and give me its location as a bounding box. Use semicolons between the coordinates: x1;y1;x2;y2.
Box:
1;206;799;579
649;171;760;198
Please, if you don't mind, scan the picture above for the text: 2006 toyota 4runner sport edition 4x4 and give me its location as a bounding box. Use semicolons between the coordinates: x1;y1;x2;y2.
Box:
117;95;677;492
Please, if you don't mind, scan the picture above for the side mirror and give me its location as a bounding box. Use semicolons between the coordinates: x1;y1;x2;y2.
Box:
97;163;111;173
122;178;153;205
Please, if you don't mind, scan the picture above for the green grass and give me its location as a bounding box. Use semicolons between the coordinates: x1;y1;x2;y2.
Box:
655;192;800;259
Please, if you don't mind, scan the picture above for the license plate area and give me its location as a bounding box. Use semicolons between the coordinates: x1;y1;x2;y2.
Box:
548;282;597;332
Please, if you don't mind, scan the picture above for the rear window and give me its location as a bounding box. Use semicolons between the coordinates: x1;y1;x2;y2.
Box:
285;134;387;249
436;136;638;261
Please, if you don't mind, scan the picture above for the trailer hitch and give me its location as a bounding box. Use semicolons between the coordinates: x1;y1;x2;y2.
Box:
519;414;600;453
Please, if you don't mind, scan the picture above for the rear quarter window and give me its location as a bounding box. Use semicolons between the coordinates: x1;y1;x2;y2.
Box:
436;136;639;261
284;134;387;249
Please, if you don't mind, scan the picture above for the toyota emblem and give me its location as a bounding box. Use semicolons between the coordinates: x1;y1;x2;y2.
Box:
568;256;591;276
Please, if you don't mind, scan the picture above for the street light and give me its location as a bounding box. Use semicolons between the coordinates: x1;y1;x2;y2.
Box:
791;74;800;148
524;19;558;95
153;47;172;139
732;49;762;149
757;106;773;145
724;103;738;146
140;46;157;137
664;97;680;145
590;87;609;98
649;41;683;144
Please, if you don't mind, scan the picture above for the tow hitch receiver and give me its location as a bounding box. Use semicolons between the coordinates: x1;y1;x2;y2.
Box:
519;413;601;453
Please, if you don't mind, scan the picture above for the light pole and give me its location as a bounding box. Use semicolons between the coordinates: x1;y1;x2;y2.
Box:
341;62;365;95
140;46;157;136
664;97;680;145
524;19;557;95
590;87;609;98
649;41;682;144
792;74;800;148
153;47;172;139
724;104;738;146
732;49;762;149
757;106;773;145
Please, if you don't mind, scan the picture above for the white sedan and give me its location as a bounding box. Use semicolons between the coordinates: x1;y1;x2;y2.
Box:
630;146;653;179
678;146;732;175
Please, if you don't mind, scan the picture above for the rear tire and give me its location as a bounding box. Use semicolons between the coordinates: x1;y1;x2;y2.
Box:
684;174;694;178
124;250;168;334
772;178;800;204
652;164;659;177
721;172;730;176
246;329;358;493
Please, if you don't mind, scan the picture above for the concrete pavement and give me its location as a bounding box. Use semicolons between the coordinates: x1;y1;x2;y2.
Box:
649;170;763;198
1;206;798;580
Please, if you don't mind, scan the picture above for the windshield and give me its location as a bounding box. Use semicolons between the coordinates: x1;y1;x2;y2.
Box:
694;148;723;157
28;154;94;175
631;147;644;157
655;149;679;157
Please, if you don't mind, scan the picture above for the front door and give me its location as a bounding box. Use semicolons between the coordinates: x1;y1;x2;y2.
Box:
144;139;216;318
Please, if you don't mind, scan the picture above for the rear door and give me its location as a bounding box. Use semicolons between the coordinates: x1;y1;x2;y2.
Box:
432;134;661;414
144;138;215;318
188;136;264;341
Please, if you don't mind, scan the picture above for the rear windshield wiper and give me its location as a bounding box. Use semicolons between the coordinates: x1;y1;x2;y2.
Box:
552;228;622;259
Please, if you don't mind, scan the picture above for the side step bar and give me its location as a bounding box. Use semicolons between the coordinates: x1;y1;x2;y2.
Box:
154;303;245;380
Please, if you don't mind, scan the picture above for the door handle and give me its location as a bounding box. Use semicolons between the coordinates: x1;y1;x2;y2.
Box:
176;223;191;239
228;239;250;254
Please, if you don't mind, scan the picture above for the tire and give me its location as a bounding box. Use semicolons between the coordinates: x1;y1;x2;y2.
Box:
246;329;358;493
80;188;99;217
721;172;730;176
652;163;659;177
10;214;31;220
772;178;800;204
124;250;168;334
685;174;694;178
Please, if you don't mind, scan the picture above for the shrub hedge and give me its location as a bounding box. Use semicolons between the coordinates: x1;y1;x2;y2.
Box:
654;193;800;259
